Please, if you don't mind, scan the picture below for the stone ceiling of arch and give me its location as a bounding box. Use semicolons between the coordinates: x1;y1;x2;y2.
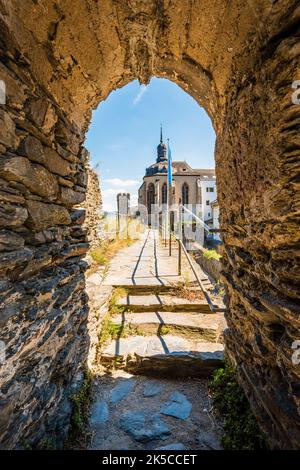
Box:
2;0;290;129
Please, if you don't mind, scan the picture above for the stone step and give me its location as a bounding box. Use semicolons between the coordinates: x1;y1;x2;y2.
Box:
116;294;211;313
111;311;224;342
101;335;224;377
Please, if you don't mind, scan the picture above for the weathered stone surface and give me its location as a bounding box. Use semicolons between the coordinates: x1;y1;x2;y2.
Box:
90;401;109;426
17;135;45;164
0;110;17;149
110;379;136;404
160;392;192;420
81;165;102;248
119;411;171;443
44;146;74;177
0;248;33;273
26;200;71;230
101;335;224;377
0;156;58;200
143;381;163;398
58;187;85;207
0;230;25;252
0;203;28;227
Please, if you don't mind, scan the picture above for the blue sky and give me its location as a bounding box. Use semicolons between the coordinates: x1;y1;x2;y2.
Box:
85;78;216;211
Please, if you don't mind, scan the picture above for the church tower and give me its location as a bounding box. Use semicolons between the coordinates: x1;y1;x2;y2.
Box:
156;124;167;163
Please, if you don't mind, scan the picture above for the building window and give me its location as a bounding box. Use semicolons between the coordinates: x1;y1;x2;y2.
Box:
161;183;167;204
182;182;189;205
208;212;211;217
206;200;210;205
147;183;155;213
206;187;214;192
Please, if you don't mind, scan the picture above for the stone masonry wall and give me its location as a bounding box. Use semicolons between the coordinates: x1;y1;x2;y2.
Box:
0;34;92;449
80;164;102;250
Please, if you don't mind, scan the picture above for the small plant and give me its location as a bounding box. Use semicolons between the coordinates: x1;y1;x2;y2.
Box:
68;369;93;445
107;321;127;340
203;249;222;261
210;363;266;450
159;325;170;336
97;287;127;352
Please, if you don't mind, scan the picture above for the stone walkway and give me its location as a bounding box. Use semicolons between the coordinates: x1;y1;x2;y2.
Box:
88;229;225;450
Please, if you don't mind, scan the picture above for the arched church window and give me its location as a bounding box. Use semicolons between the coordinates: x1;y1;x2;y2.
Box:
182;182;189;205
161;183;167;204
147;183;155;213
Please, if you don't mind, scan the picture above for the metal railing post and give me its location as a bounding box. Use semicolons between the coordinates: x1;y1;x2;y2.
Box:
178;239;181;275
178;198;182;274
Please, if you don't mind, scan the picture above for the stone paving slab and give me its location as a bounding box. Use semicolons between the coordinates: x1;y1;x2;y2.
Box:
102;229;193;287
117;294;211;312
111;311;223;340
101;335;224;377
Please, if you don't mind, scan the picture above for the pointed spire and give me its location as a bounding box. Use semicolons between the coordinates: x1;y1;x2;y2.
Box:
160;123;163;143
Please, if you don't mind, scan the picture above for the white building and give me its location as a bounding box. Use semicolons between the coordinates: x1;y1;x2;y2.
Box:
211;199;220;241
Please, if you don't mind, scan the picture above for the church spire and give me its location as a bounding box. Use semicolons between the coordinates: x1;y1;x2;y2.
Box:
156;124;167;163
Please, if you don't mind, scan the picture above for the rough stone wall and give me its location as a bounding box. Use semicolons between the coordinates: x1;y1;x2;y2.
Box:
0;0;299;449
80;163;102;249
0;25;91;449
216;10;300;448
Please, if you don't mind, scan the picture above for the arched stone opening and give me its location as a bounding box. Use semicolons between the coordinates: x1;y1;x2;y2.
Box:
0;0;299;449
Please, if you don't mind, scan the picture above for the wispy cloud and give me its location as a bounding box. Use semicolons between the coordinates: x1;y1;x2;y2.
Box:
133;85;147;106
104;178;139;187
105;143;124;151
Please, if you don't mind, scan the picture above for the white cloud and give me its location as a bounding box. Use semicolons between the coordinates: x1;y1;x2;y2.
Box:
104;178;139;187
133;85;147;106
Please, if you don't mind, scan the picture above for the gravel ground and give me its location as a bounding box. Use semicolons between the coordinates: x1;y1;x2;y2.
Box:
88;370;223;450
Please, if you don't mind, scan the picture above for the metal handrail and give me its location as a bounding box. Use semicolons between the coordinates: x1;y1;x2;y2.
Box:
181;204;212;233
175;236;226;313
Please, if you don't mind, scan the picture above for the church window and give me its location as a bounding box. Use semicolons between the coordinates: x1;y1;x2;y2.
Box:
161;183;167;204
182;183;189;205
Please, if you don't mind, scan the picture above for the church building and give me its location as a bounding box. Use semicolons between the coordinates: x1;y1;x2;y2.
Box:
138;127;217;224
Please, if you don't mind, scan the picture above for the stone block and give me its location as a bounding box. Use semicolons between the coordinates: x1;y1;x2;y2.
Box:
26;200;71;230
44;146;74;177
0;156;58;200
0;230;25;252
17;135;45;164
58;187;85;206
0;110;17;149
0;203;28;227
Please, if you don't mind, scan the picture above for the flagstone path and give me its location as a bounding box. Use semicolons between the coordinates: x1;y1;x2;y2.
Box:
87;229;226;450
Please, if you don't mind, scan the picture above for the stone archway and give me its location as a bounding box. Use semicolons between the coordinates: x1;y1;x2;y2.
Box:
0;0;299;449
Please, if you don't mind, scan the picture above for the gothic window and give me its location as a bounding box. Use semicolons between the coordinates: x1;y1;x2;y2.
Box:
161;183;167;204
182;182;189;205
147;183;155;213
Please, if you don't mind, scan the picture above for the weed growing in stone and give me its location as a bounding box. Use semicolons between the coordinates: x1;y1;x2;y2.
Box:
210;363;266;450
203;249;222;261
68;369;93;446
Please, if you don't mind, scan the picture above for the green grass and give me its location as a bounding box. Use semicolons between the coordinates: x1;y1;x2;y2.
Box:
203;249;222;260
210;363;266;450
